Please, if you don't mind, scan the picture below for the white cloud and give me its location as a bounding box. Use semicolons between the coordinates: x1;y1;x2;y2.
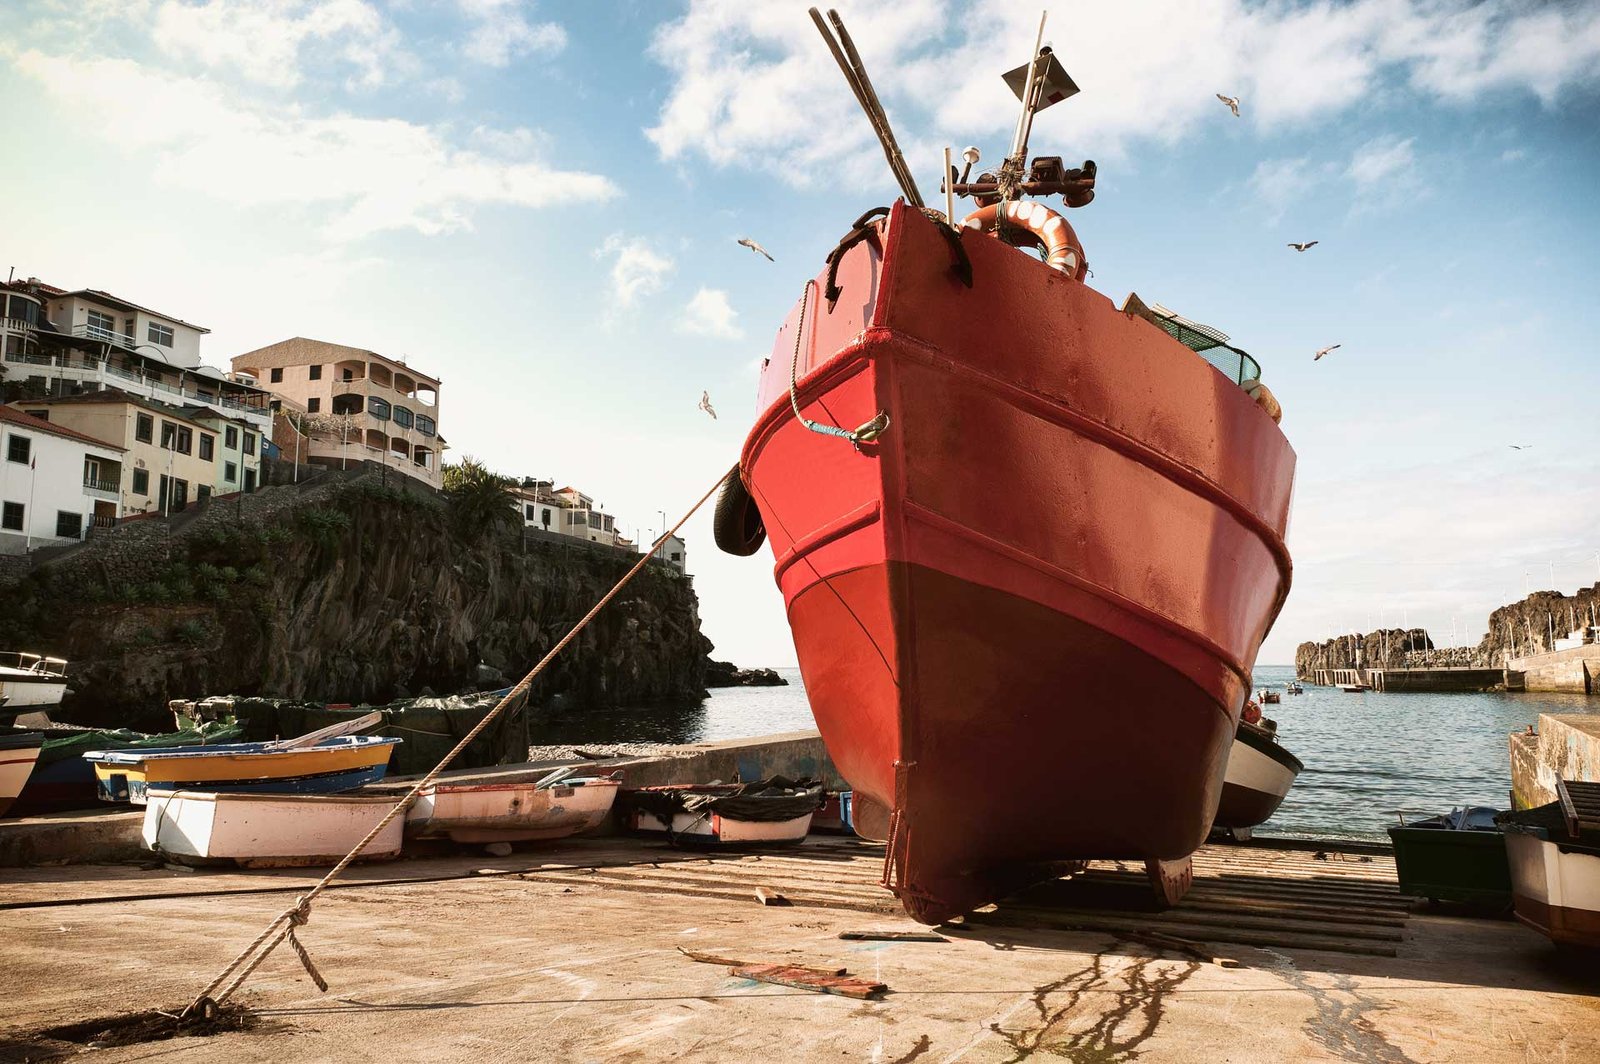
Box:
595;235;675;308
1499;147;1526;163
456;0;566;68
1247;156;1321;222
14;50;617;242
646;0;1600;188
152;0;407;90
678;287;744;340
1347;134;1417;188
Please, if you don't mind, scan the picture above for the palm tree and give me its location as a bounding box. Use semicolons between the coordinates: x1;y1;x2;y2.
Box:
442;456;518;537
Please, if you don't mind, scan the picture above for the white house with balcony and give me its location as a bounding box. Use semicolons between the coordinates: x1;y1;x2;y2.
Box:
651;533;688;574
233;337;443;487
0;278;272;434
0;405;124;554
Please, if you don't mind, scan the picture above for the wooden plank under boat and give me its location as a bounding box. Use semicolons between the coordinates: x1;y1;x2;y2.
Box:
720;202;1294;922
1214;720;1303;833
407;775;622;843
0;731;44;818
85;734;401;805
144;790;405;867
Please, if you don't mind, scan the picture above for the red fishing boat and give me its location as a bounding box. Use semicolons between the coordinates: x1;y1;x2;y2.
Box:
715;12;1295;923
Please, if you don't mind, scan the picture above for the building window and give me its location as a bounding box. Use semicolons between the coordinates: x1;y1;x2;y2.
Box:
160;421;175;449
309;364;323;381
177;427;192;455
225;426;238;449
368;397;391;421
197;484;212;502
225;462;237;483
55;511;82;539
199;434;214;461
416;415;435;437
671;552;681;563
135;413;154;443
86;310;115;339
393;406;413;429
307;398;321;413
525;504;536;520
147;322;174;347
6;434;29;465
243;433;256;455
270;368;283;383
132;469;150;495
1;501;22;530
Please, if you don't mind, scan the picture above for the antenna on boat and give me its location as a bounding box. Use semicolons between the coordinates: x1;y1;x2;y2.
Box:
1002;11;1050;192
809;7;925;207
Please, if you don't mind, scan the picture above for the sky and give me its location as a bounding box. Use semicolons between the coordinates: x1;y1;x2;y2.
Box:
3;0;1599;667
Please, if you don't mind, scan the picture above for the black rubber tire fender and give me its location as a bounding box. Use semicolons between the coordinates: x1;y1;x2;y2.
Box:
713;464;766;556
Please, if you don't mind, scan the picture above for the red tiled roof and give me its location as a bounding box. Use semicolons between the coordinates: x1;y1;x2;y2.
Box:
0;404;125;452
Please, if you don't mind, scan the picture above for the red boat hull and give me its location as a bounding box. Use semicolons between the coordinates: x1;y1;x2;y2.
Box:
741;204;1295;923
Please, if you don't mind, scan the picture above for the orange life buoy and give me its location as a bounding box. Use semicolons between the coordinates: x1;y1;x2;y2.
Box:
961;201;1086;281
1242;699;1262;724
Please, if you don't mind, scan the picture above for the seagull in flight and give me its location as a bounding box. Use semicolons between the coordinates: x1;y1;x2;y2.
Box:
698;390;717;420
1216;94;1241;117
1510;444;1533;450
737;237;774;262
1313;344;1342;361
1288;241;1319;252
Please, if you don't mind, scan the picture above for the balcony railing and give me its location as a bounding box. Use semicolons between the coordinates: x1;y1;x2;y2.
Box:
83;476;120;493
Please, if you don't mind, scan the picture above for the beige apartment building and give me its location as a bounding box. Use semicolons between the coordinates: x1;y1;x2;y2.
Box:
17;389;248;515
231;338;443;487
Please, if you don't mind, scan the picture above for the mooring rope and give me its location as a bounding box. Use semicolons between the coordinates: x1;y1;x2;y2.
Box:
787;279;890;446
182;466;735;1017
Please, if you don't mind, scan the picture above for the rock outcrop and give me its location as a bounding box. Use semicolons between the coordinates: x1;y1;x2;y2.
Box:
0;473;712;731
705;660;789;688
1294;628;1433;678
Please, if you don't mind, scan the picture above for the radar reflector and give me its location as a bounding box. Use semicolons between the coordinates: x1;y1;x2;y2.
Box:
1002;48;1079;112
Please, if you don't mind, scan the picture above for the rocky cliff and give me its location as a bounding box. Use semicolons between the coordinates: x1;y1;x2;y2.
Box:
1294;628;1434;678
0;473;712;731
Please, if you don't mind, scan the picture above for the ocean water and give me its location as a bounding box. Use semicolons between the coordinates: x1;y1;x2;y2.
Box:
531;664;1599;842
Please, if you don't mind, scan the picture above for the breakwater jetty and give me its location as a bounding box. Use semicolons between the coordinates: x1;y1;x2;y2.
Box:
1297;583;1600;694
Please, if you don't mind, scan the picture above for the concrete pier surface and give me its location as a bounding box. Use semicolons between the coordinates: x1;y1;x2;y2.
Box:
3;838;1597;1063
1510;713;1600;808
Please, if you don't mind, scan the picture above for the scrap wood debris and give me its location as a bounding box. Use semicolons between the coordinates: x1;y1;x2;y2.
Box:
839;930;947;942
677;946;843;976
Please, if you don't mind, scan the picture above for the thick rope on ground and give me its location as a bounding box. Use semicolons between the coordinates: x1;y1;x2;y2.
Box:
183;467;734;1016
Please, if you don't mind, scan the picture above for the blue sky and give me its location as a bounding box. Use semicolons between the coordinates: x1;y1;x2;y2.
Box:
3;0;1599;666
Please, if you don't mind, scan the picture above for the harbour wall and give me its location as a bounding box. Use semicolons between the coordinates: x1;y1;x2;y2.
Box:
1365;667;1506;692
1510;713;1600;809
1505;644;1600;695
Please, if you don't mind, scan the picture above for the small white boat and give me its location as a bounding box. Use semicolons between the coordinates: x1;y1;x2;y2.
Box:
143;790;405;868
408;775;622;843
0;653;68;714
1214;719;1302;840
1336;683;1370;693
1;731;44;818
624;779;821;848
1500;781;1600;950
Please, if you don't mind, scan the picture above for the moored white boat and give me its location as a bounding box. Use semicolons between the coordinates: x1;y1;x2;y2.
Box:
1499;782;1600;950
623;779;821;848
407;775;622;843
0;731;45;818
0;653;68;714
1214;718;1303;838
144;790;405;867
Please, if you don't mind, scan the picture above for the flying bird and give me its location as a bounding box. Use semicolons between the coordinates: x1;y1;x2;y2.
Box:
1510;444;1533;450
1216;94;1241;117
737;237;774;262
698;390;717;420
1288;241;1319;252
1313;344;1342;361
